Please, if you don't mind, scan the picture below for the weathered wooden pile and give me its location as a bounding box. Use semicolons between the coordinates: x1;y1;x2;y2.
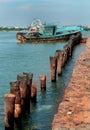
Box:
4;32;82;130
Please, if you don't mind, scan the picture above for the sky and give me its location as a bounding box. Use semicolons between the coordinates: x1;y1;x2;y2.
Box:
0;0;90;27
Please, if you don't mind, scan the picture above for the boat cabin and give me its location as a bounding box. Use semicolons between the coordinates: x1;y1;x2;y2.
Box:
43;25;57;36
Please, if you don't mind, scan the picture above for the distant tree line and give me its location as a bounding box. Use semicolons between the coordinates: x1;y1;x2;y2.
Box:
0;25;90;32
0;26;30;31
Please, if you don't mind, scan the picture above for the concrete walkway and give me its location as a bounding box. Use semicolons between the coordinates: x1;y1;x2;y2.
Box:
52;37;90;130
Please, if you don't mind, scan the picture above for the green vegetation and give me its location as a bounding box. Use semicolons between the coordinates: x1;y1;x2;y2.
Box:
0;26;29;31
0;25;90;32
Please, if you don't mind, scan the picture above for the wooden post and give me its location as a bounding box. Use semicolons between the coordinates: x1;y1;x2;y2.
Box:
23;72;33;98
55;50;63;75
67;37;74;57
75;32;82;45
31;83;37;102
17;74;28;111
55;50;61;57
39;75;46;91
61;50;65;67
63;45;69;61
10;81;21;119
10;81;21;104
23;72;33;86
4;93;15;130
62;49;67;66
50;56;57;82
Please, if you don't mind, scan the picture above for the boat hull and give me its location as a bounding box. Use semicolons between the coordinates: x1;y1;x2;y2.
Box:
16;31;81;43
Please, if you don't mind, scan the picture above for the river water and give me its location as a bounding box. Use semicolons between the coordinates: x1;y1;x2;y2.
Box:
0;31;87;130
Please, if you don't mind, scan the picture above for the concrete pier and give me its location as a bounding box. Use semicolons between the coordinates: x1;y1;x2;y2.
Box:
52;37;90;130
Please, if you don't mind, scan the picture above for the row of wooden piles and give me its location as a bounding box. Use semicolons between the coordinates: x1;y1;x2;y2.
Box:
4;73;46;130
50;32;82;82
4;32;82;130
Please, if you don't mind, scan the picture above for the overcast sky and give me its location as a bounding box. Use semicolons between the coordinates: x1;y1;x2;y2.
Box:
0;0;90;27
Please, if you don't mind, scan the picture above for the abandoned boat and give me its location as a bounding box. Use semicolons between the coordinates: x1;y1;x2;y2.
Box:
16;19;83;43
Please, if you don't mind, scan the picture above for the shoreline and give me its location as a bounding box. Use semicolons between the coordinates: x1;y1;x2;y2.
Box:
52;37;90;129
